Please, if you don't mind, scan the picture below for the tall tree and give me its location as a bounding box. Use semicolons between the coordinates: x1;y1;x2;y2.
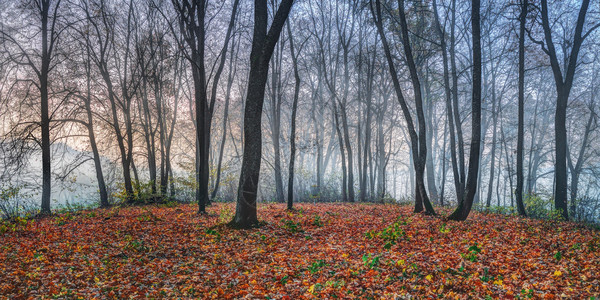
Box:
515;0;528;216
535;0;599;220
448;0;482;221
231;0;294;228
286;22;304;210
0;0;65;214
80;0;138;203
433;0;462;206
371;0;435;214
211;25;239;200
171;0;239;212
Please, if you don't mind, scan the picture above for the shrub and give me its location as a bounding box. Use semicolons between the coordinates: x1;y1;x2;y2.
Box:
282;219;303;233
0;185;30;219
524;193;552;219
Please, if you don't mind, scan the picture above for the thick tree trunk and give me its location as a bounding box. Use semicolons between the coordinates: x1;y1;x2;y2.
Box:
397;0;434;214
231;0;294;228
450;0;466;200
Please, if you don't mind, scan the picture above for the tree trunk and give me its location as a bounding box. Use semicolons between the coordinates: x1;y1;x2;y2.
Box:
515;0;528;216
269;42;285;203
433;0;461;205
231;0;294;228
333;103;348;202
286;22;301;210
84;49;108;207
448;0;481;221
39;0;52;215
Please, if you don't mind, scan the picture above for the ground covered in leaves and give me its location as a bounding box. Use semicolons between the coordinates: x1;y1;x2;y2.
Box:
1;203;599;299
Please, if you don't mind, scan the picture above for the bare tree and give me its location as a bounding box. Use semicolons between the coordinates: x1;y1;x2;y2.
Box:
0;0;67;214
534;0;599;220
371;0;435;214
231;0;294;228
448;0;482;221
515;0;528;216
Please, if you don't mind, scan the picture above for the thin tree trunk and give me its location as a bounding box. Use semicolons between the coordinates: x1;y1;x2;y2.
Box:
286;22;302;210
515;0;528;216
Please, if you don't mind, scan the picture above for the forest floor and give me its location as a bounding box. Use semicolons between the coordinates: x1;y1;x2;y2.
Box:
1;202;599;299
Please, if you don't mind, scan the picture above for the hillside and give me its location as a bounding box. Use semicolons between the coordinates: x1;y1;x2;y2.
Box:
1;203;599;299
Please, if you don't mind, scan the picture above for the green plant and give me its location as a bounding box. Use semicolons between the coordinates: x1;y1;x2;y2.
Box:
218;207;234;223
0;215;33;233
308;259;326;274
439;223;450;233
587;238;599;252
312;215;323;227
362;254;380;269
162;200;179;208
554;250;562;261
125;239;150;253
282;219;303;233
375;217;407;249
137;214;151;222
524;193;564;220
461;243;482;262
53;212;73;226
205;228;221;240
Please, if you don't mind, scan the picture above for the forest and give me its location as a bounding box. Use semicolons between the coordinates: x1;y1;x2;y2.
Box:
0;0;599;298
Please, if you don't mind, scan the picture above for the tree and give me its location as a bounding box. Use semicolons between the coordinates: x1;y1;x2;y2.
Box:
371;0;435;214
231;0;294;228
286;21;305;210
211;23;239;201
448;0;481;221
0;0;65;214
171;0;239;212
534;0;599;220
80;0;138;203
515;0;528;217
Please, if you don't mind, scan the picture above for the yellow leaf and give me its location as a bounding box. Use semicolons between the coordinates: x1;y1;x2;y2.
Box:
397;259;405;266
308;284;315;293
554;270;562;277
426;275;433;281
